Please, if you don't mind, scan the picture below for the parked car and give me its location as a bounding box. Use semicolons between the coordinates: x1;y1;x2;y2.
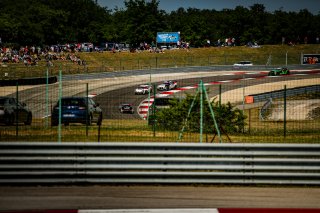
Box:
119;103;134;114
135;84;153;95
268;67;291;76
233;61;253;67
157;80;178;91
0;97;32;125
51;97;102;126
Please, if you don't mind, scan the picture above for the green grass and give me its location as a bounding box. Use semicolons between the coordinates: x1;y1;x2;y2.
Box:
1;44;320;79
0;115;319;143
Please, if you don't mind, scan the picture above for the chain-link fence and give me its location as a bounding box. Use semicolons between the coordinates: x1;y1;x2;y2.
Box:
0;51;307;80
1;66;319;143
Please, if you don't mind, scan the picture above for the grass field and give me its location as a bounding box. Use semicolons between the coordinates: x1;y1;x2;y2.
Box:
1;44;320;79
0;114;319;143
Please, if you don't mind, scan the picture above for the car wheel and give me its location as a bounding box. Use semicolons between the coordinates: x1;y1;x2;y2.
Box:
97;113;102;125
24;113;32;125
10;113;15;125
86;114;92;126
51;120;58;126
4;114;13;125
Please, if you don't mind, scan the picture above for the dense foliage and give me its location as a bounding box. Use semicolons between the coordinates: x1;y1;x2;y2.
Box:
151;94;247;134
1;0;319;47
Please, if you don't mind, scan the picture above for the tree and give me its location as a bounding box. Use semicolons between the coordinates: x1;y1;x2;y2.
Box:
1;0;319;47
123;0;168;46
0;0;111;46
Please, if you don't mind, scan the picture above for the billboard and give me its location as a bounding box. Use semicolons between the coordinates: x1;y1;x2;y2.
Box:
156;32;180;43
302;54;320;64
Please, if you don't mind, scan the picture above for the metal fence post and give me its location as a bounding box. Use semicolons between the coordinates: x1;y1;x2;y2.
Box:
219;84;222;108
45;68;49;128
200;81;203;143
153;84;156;137
58;68;62;143
86;83;89;137
284;85;287;138
15;82;18;138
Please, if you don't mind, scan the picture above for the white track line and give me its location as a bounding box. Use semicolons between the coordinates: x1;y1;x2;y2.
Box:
79;209;219;213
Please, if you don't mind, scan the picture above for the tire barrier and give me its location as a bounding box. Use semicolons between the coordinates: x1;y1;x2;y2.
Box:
0;76;57;86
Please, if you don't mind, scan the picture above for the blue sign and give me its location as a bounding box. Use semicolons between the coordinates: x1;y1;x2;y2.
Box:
157;32;180;43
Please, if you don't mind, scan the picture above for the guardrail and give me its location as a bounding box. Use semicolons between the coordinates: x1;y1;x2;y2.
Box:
249;85;320;103
0;142;319;185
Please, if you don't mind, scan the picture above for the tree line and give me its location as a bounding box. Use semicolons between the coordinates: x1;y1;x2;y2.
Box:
0;0;319;48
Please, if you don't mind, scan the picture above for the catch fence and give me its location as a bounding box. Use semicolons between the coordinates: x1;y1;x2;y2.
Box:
0;52;305;79
0;66;319;143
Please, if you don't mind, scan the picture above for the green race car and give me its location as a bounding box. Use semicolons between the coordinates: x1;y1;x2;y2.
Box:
268;67;290;76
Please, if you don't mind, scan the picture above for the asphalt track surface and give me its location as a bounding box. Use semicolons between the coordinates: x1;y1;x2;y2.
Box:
3;66;319;121
0;185;320;211
1;67;320;211
94;70;319;120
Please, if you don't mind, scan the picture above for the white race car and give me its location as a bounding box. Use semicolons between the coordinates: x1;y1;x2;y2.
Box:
233;61;253;68
157;80;177;91
135;84;153;95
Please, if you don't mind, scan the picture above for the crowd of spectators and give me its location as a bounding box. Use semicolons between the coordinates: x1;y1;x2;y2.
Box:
0;43;92;67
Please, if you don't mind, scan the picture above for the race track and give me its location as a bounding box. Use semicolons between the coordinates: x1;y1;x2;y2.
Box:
93;70;320;120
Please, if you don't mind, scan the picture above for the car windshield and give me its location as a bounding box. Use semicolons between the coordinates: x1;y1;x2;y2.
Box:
60;98;86;107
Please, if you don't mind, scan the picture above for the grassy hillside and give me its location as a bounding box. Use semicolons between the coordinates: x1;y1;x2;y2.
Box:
1;44;320;79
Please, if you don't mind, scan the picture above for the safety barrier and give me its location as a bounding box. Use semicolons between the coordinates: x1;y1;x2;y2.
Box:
246;85;320;103
0;76;57;86
0;142;319;185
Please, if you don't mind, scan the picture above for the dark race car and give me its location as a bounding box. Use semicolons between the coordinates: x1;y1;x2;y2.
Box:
268;67;290;76
51;97;102;126
119;103;134;114
0;97;32;125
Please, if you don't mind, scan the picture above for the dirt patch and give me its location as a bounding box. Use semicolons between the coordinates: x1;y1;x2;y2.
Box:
267;100;320;121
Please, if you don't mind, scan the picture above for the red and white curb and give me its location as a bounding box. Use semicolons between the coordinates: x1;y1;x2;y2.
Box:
6;208;320;213
137;69;320;119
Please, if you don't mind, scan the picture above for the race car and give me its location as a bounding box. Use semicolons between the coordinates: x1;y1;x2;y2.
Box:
157;80;178;91
268;67;290;76
134;84;152;95
233;61;253;67
119;103;134;114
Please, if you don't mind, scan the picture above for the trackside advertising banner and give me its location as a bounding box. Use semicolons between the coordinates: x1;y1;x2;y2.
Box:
302;54;320;64
157;32;180;43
